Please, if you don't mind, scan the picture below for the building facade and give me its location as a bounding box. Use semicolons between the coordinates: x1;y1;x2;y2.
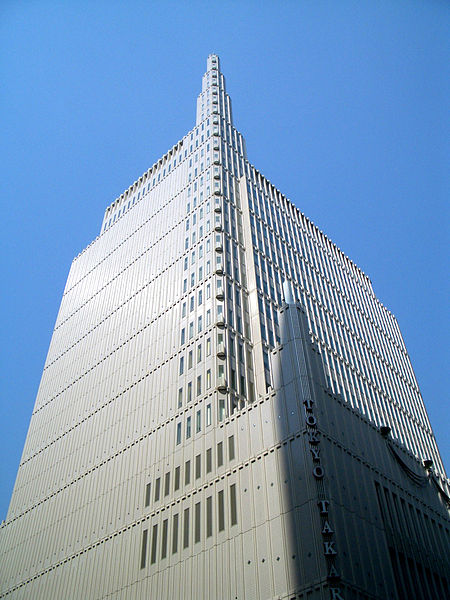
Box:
0;55;448;599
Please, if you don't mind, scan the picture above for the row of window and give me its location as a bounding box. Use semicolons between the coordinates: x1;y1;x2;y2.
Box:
145;436;236;508
140;483;238;568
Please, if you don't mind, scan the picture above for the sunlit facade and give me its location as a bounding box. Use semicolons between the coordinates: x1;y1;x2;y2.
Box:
1;55;448;600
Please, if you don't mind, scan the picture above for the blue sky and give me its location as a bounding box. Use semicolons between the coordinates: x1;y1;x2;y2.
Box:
0;0;448;520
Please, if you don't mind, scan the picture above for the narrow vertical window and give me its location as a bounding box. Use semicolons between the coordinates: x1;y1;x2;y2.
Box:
178;388;183;408
183;508;190;549
186;415;192;438
206;403;211;426
140;529;148;569
206;496;213;537
218;490;225;532
145;483;151;507
150;524;158;564
206;369;211;389
197;375;202;396
172;513;179;554
174;466;180;491
228;435;235;461
179;356;184;375
161;519;168;559
154;478;160;502
176;422;182;445
196;409;201;433
195;502;201;543
217;442;223;467
206;448;212;473
164;472;170;496
185;460;191;485
230;484;238;526
195;454;201;479
187;383;192;403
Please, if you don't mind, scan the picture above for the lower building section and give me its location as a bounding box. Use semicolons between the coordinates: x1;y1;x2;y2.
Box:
1;302;448;599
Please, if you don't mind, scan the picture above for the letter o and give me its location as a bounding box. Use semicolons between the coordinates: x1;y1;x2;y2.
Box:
305;414;317;427
313;465;324;479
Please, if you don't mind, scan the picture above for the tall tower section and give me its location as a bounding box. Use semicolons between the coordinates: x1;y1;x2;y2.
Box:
1;55;448;600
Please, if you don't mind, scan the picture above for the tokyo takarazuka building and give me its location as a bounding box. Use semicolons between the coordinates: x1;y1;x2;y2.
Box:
1;55;448;600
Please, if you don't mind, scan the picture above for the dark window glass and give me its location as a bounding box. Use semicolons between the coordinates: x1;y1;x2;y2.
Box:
150;524;158;564
140;529;148;569
183;508;190;549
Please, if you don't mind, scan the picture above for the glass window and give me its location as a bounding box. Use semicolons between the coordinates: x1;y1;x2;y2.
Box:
181;329;185;345
218;490;225;531
154;478;161;502
206;338;211;355
196;409;201;432
176;422;182;445
185;460;191;485
217;442;223;467
187;382;192;402
178;388;183;408
186;416;191;438
195;454;201;479
197;344;202;363
183;508;190;549
145;483;151;507
206;403;212;426
188;351;193;369
172;514;179;554
179;356;184;375
206;448;212;472
206;369;211;389
174;466;180;491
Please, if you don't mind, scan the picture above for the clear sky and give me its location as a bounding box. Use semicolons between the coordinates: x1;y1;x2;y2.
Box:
0;0;448;521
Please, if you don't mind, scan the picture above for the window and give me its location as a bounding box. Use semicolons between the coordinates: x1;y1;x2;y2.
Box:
206;310;211;326
218;490;225;531
185;460;191;485
188;350;193;369
176;422;182;445
195;502;201;543
186;416;191;438
195;454;201;479
154;478;161;502
198;289;203;305
206;496;213;537
172;514;179;554
178;388;183;408
206;338;211;355
187;382;192;403
150;524;158;564
198;316;203;332
140;529;148;569
230;484;237;525
197;344;202;363
161;519;168;559
197;375;202;396
206;448;212;473
180;329;185;345
179;356;184;375
145;483;151;507
228;436;235;461
190;296;195;312
174;466;180;491
183;279;187;293
183;508;190;548
206;369;211;389
217;442;223;467
164;472;170;496
196;409;201;433
206;403;212;426
189;322;194;339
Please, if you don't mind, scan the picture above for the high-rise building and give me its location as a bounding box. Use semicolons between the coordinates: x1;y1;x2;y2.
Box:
1;55;448;600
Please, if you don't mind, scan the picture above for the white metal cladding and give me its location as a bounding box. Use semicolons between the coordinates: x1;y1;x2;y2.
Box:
0;55;446;600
